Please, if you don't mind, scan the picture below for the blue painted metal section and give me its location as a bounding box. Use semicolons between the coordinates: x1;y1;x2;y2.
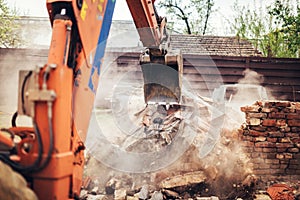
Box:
88;0;116;93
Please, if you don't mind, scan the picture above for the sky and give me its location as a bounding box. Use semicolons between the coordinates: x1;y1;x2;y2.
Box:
6;0;269;35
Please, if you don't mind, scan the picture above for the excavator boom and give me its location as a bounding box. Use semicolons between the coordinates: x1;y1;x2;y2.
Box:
127;0;183;105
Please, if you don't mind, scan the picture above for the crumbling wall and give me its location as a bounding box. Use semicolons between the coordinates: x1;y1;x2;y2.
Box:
239;101;300;187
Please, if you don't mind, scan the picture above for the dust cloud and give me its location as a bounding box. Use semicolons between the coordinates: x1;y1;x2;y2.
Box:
84;77;256;198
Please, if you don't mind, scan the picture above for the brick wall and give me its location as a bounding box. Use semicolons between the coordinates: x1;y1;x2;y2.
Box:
239;101;300;187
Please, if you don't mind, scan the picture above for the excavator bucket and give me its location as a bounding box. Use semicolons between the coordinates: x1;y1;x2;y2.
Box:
140;49;183;104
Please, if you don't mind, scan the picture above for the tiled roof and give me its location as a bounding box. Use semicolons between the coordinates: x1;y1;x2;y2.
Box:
170;35;262;57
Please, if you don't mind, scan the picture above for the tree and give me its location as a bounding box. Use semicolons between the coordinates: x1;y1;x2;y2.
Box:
0;0;21;48
158;0;214;35
232;0;299;58
269;0;300;57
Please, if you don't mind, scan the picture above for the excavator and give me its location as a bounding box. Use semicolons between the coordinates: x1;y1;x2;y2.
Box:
0;0;182;199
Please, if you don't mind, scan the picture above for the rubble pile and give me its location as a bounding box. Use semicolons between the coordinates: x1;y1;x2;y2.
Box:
80;98;261;200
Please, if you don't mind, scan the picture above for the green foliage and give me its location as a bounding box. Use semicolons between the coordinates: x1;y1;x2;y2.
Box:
0;0;21;48
158;0;214;35
232;0;299;58
269;0;300;57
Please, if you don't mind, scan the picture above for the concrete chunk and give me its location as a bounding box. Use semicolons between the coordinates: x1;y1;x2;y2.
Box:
159;171;206;189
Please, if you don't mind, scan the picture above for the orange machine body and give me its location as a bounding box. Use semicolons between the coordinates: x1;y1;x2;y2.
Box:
0;0;172;199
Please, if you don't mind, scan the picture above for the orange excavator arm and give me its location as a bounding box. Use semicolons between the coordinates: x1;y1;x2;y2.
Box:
0;1;182;199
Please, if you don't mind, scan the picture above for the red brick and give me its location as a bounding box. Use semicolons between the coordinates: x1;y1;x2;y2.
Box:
293;102;300;110
276;143;294;148
277;148;287;153
279;138;291;143
287;113;300;119
255;141;276;148
280;164;288;169
290;137;300;143
270;164;280;169
254;169;271;175
251;152;261;158
248;118;261;126
288;148;299;153
289;159;300;165
269;131;284;138
255;101;264;106
280;127;291;132
262;148;277;153
270;168;285;174
262;119;277;126
288;120;300;127
267;137;277;143
241;105;261;113
275;101;291;107
289;164;300;169
251;158;263;164
286;169;298;175
252;126;267;131
282;107;294;113
242;130;249;136
276;154;285;159
242;147;254;153
291;127;300;132
268;112;286;119
280;159;290;164
283;153;293;159
286;133;299;138
255;136;266;142
247;113;267;118
254;147;263;152
241;135;255;142
259;153;268;159
265;159;279;164
276;119;287;127
261;107;271;113
249;130;268;137
267;127;279;131
241;141;254;147
266;153;276;159
264;101;275;108
256;163;270;169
